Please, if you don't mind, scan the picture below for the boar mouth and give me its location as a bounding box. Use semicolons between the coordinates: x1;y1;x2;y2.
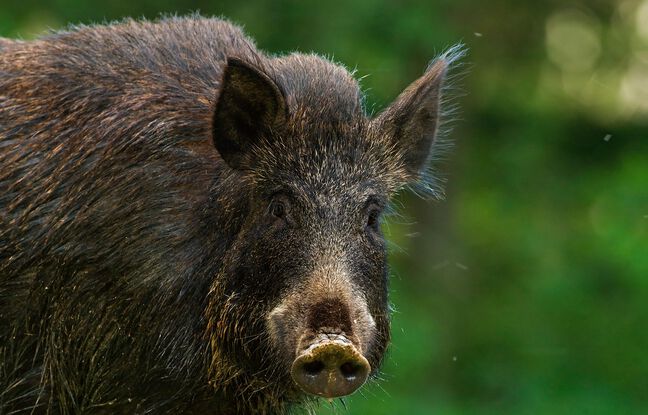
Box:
290;332;370;398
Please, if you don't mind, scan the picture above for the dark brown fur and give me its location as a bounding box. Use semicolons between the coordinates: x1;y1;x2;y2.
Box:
0;15;460;414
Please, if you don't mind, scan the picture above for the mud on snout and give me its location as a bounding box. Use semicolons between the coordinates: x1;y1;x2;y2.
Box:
267;283;377;399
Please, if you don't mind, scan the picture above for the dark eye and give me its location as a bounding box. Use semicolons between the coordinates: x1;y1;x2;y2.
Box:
270;200;286;219
366;208;381;231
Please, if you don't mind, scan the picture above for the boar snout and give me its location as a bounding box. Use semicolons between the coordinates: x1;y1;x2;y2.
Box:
291;333;370;398
268;294;377;398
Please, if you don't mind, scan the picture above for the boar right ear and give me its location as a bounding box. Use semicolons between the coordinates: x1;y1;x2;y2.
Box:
212;58;287;170
373;58;449;180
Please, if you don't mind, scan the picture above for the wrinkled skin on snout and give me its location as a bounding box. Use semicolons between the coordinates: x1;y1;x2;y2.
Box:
204;55;450;406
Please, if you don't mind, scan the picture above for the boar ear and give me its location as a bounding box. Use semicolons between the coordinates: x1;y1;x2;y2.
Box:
373;59;449;180
212;58;287;170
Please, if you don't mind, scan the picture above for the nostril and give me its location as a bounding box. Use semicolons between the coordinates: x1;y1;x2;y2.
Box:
339;361;361;379
302;360;325;376
291;341;370;398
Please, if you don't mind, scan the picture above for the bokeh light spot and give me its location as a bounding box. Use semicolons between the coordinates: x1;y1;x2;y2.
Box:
546;9;601;73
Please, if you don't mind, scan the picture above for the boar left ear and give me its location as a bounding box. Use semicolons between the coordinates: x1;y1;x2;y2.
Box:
212;58;287;170
373;59;449;180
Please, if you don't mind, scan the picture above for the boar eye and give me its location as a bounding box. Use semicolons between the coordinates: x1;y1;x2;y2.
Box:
269;199;288;219
366;207;381;231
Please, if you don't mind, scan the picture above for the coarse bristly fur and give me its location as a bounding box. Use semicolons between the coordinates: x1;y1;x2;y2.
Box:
0;14;464;415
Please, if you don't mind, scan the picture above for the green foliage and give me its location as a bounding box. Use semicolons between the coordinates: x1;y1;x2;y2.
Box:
2;1;647;413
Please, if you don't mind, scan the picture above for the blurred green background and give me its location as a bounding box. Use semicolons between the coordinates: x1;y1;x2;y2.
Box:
2;0;647;413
